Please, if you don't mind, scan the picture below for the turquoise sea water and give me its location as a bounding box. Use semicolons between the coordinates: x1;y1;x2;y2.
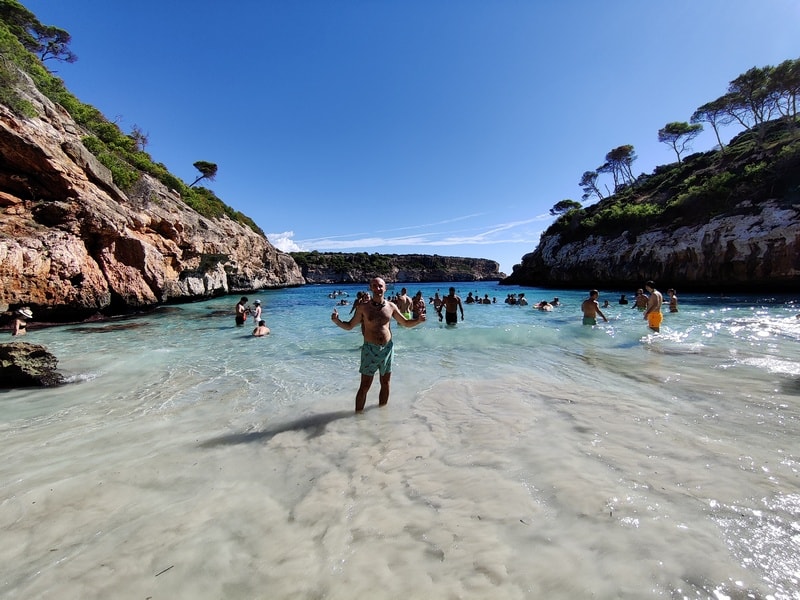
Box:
2;282;799;599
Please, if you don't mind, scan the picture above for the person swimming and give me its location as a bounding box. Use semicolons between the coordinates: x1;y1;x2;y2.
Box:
253;320;270;336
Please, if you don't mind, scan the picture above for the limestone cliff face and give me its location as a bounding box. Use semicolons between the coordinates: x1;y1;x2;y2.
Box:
0;73;304;322
296;254;504;284
505;199;800;291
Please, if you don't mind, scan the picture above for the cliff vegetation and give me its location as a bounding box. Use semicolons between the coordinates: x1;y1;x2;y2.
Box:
504;57;800;291
0;1;260;233
545;123;799;244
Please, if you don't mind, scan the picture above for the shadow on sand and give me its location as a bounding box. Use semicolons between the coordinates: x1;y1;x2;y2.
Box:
199;408;371;448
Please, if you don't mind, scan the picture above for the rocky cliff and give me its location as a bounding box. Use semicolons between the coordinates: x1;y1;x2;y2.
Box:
506;199;799;292
503;123;800;292
0;72;304;323
292;252;504;284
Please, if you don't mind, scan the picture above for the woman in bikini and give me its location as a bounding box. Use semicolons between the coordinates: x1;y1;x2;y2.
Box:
12;307;32;336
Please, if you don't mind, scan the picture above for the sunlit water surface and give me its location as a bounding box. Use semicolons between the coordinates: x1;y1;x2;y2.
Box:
2;283;799;599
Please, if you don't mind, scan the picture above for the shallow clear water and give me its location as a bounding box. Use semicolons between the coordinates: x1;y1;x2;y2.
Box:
2;283;799;599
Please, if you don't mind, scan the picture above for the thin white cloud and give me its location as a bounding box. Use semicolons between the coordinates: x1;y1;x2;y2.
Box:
277;213;492;247
281;214;550;251
372;212;488;234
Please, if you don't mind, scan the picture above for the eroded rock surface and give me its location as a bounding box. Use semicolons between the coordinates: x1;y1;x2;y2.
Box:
1;72;304;322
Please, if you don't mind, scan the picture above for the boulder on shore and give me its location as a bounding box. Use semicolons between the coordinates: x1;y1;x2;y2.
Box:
0;342;64;388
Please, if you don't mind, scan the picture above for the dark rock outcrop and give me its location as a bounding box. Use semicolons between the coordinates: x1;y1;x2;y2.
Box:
292;253;504;284
0;71;304;322
0;341;64;387
504;199;800;291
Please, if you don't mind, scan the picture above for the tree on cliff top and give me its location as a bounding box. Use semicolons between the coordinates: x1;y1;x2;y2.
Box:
189;161;218;187
690;59;800;152
549;199;582;216
725;66;775;131
771;58;800;122
579;170;605;202
658;121;703;164
691;97;734;152
597;145;637;192
0;0;76;65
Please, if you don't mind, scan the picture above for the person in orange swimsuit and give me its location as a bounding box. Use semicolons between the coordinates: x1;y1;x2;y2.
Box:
643;281;663;332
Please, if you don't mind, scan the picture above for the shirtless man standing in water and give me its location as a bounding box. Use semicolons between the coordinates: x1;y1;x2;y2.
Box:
581;290;609;325
438;287;464;324
643;280;663;332
395;287;413;319
331;277;426;412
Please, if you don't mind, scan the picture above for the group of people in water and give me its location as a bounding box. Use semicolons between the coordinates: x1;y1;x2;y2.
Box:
324;278;682;412
234;296;270;336
581;281;677;332
343;286;466;325
617;287;678;313
228;279;680;412
235;281;679;341
328;280;480;411
5;279;678;418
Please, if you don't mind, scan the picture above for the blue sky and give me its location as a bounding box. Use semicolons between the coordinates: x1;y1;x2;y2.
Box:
21;0;800;274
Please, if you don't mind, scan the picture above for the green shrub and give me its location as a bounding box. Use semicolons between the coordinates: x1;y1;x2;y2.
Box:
703;171;735;195
776;141;800;162
81;135;103;154
160;172;187;194
97;152;139;190
0;70;36;116
744;161;767;181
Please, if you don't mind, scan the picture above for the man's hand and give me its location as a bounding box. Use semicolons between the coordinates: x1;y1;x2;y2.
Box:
331;308;339;321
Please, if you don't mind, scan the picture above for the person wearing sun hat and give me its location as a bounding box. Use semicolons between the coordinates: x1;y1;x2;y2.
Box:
252;299;262;324
13;307;33;336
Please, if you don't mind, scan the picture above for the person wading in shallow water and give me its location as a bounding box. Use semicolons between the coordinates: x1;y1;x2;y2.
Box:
330;277;426;412
235;297;249;326
667;288;679;313
581;290;608;325
438;287;464;324
12;307;32;336
643;281;663;332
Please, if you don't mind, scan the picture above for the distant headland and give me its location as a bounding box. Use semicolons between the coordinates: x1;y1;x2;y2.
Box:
289;252;504;284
